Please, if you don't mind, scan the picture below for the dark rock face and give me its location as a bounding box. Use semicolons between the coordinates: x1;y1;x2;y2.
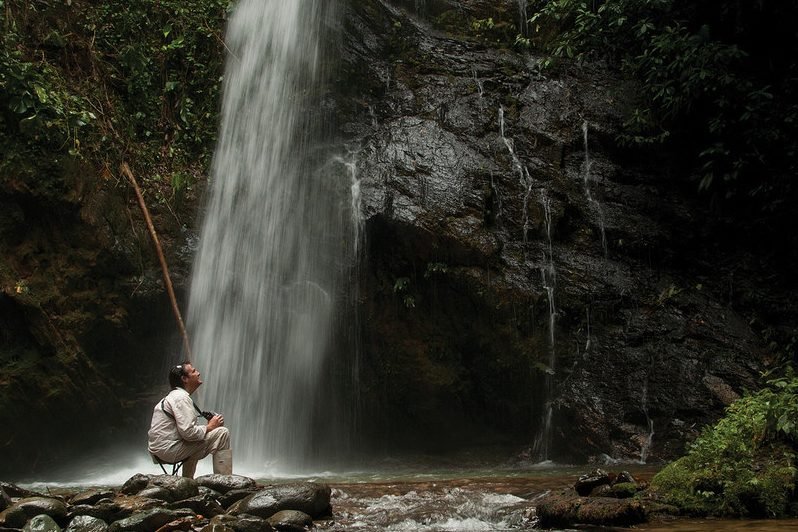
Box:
335;0;765;461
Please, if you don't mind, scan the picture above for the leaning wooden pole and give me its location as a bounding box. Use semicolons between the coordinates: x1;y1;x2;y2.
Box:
121;162;193;360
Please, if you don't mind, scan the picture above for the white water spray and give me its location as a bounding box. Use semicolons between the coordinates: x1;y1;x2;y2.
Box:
187;0;357;473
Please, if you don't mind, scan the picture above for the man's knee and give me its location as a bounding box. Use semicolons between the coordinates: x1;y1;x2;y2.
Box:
211;426;231;450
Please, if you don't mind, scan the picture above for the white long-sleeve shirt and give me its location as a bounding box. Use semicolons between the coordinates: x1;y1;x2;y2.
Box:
148;387;205;457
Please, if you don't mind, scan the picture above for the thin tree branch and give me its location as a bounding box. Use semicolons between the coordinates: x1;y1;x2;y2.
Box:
121;162;193;360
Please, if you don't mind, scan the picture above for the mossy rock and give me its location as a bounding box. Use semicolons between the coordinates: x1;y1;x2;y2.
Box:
651;377;798;518
607;482;639;499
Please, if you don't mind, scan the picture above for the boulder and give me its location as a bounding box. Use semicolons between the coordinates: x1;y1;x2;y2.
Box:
0;497;68;528
148;476;199;502
22;514;61;532
614;471;636;485
106;508;192;532
135;487;172;502
0;488;10;513
166;494;225;517
205;514;272;532
606;482;639;499
195;475;257;494
153;515;205;531
0;482;39;499
536;489;647;528
229;483;330;519
69;495;161;523
69;490;115;507
119;474;150;496
64;515;108;532
267;510;312;531
218;489;256;509
574;469;611;496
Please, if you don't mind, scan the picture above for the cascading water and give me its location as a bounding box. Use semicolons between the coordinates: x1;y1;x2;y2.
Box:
499;106;533;242
639;379;655;464
581;121;608;258
517;0;529;38
186;0;358;473
499;106;557;460
532;191;556;461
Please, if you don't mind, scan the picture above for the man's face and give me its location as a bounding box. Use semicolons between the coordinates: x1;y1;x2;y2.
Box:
181;363;202;392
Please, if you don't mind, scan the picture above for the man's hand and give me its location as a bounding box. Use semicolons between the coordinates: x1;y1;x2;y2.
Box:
206;414;224;432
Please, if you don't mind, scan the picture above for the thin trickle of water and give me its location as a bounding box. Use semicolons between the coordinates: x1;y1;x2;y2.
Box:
583;306;591;358
533;191;557;460
337;153;364;260
368;105;378;129
472;68;484;98
489;171;503;226
581;121;593;202
499;106;533;240
517;0;529;37
581;120;608;257
639;380;655;464
187;0;357;473
521;167;534;243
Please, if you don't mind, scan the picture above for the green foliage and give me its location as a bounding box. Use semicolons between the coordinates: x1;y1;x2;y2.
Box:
0;18;95;193
651;373;798;517
88;0;232;158
0;0;231;198
470;16;517;47
393;277;415;308
424;262;448;278
525;0;798;214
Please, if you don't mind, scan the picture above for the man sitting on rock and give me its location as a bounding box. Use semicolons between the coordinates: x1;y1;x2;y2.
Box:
148;362;232;478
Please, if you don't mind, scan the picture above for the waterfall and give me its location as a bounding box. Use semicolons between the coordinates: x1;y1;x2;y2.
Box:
581;121;608;257
533;191;556;461
186;0;357;473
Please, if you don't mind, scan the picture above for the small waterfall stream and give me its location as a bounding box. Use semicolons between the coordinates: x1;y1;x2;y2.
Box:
186;0;358;473
533;192;557;460
582;121;608;257
639;379;655;464
499;106;534;242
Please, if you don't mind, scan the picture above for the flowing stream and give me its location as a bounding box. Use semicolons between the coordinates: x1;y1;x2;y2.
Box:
20;457;798;531
186;0;358;473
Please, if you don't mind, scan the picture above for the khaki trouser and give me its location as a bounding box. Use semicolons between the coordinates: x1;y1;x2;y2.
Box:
155;427;231;478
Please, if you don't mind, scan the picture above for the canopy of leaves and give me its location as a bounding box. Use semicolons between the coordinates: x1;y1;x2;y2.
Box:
525;0;798;218
0;0;232;198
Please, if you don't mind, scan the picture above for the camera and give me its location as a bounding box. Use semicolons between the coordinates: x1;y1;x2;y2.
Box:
201;411;218;421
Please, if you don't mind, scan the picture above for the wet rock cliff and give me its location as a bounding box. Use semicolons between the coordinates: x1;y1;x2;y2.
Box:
335;0;780;461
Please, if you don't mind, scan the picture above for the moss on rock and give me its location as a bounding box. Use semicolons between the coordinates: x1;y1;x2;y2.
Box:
651;374;798;517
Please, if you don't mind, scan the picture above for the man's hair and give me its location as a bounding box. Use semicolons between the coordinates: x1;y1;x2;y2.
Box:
169;362;190;389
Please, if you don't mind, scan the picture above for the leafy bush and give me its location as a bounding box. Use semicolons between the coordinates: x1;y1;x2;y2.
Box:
1;0;231;198
651;374;798;517
89;0;232;158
